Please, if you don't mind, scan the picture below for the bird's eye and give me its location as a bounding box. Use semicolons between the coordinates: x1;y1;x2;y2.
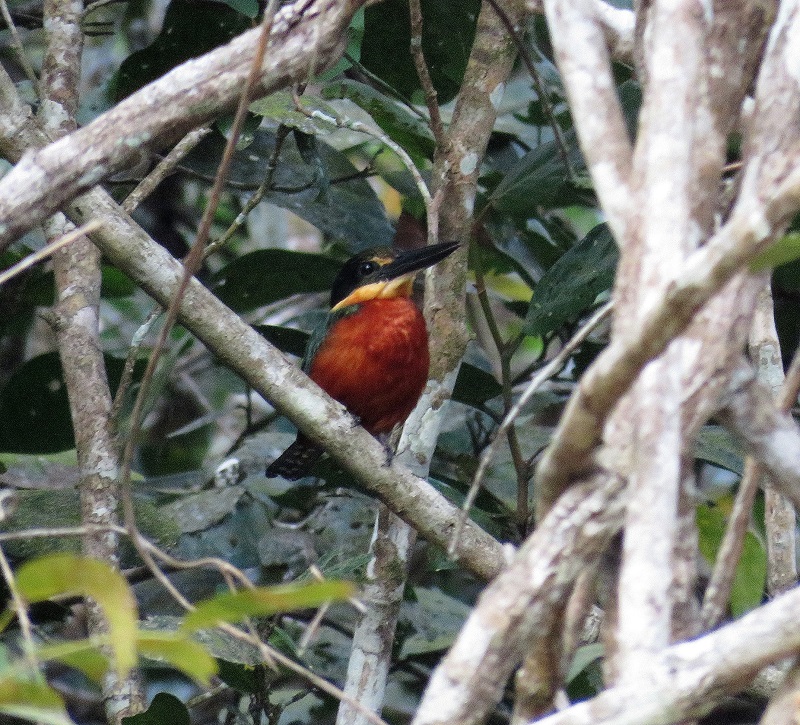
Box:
358;261;377;277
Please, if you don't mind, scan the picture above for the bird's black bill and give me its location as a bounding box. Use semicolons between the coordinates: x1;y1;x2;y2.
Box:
381;241;460;281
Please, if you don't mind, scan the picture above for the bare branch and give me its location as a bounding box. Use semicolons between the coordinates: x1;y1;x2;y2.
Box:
718;359;800;513
0;0;366;247
527;584;800;725
542;0;634;247
413;471;627;725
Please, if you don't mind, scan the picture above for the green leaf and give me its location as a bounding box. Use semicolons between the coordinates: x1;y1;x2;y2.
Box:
212;250;341;312
487;130;591;216
361;0;480;105
696;504;766;617
566;643;604;683
253;325;310;357
322;79;436;163
216;659;259;693
694;425;744;475
220;0;258;18
750;232;800;271
184;129;394;251
136;630;218;685
101;266;136;298
0;353;73;453
181;580;355;632
452;362;501;406
730;531;767;616
249;91;341;135
525;224;617;337
122;693;190;725
37;639;110;684
16;554;137;675
399;587;470;658
0;352;144;454
0;675;74;725
112;0;250;100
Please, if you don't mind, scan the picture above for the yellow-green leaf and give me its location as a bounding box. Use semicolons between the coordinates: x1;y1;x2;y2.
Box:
136;630;217;685
16;553;137;676
37;639;110;684
750;232;800;271
0;675;74;725
181;580;355;632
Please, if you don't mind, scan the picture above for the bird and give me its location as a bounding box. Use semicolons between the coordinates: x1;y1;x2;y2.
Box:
266;240;460;480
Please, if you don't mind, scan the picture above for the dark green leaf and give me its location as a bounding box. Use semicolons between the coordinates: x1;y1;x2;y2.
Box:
695;425;744;475
525;224;617;337
211;250;340;312
566;643;604;683
123;693;190;725
112;0;250;100
0;353;143;454
487;130;591;217
253;325;310;357
101;265;136;297
452;362;502;406
361;0;480;105
399;587;470;658
220;0;258;18
216;659;259;693
184;129;394;251
322;79;435;163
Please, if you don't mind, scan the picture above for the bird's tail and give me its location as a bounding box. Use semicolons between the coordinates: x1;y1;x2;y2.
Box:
265;436;324;480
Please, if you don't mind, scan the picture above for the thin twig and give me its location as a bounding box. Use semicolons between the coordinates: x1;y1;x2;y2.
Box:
122;125;212;214
205;124;291;257
0;0;40;94
449;301;612;556
408;0;448;149
0;543;38;672
0;220;102;287
292;93;432;209
484;0;576;179
700;457;763;629
473;251;530;527
117;0;281;646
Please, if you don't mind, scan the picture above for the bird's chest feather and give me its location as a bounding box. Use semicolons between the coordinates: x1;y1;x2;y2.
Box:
307;298;430;432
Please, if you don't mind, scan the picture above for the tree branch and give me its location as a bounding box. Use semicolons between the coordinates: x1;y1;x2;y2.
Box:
0;0;365;247
527;583;800;725
413;471;627;725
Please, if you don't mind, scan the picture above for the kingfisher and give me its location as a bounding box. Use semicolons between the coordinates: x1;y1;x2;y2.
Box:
266;240;460;480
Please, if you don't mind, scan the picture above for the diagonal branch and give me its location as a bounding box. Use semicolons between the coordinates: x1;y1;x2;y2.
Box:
0;0;366;247
530;584;800;725
413;471;627;725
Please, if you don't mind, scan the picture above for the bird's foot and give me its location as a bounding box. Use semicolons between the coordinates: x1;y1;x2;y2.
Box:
376;433;395;468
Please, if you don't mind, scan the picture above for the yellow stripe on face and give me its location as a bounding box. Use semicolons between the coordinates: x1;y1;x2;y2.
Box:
330;273;415;311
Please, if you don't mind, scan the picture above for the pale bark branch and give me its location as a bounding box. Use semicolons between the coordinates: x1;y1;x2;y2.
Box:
412;471;627;725
528;0;634;63
718;359;800;513
336;506;415;725
0;0;365;247
39;0;144;717
527;584;800;725
541;0;634;248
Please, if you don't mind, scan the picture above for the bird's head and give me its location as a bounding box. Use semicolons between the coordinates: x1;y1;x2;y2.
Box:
330;241;460;311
